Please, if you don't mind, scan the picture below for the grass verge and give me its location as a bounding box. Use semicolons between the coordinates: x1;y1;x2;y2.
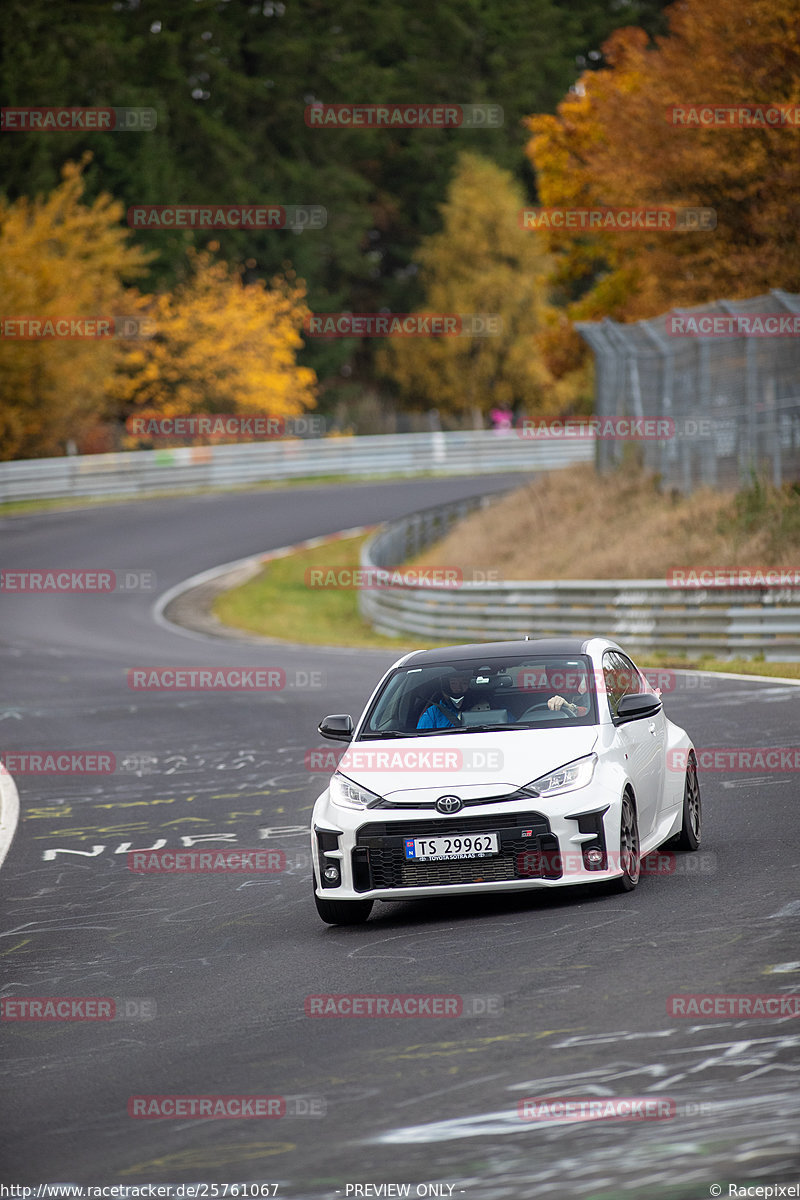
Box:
213;534;448;650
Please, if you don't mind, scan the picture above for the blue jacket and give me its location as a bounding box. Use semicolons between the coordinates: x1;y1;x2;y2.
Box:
417;696;463;729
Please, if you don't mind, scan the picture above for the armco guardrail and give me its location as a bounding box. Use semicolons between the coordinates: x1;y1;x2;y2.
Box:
359;502;800;660
0;431;594;503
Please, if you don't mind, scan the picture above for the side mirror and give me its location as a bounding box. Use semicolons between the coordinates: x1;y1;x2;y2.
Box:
614;693;662;723
318;713;354;741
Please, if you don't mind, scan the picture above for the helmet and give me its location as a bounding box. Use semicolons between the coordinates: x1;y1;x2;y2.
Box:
441;668;470;698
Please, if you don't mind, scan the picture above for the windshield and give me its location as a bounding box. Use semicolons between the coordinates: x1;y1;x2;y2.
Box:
358;654;598;738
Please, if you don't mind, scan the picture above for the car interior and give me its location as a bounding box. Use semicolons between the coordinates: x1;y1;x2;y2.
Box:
378;662;594;733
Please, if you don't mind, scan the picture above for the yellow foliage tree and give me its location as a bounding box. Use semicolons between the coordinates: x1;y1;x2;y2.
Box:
114;248;317;431
0;157;151;459
379;154;578;422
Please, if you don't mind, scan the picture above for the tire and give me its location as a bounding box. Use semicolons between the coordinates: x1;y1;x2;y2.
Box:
613;793;640;892
313;878;373;925
674;755;702;851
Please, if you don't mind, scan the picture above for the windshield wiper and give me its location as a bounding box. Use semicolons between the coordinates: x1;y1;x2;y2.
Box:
456;723;522;733
359;730;409;740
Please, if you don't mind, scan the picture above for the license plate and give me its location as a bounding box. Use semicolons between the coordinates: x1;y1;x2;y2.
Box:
403;833;500;861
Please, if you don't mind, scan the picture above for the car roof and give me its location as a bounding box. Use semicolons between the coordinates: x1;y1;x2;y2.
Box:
400;638;597;667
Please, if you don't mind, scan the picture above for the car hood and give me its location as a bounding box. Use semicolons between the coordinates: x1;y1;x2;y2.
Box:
338;727;599;802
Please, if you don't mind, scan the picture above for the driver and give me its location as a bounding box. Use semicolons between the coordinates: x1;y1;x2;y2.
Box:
546;665;590;716
417;669;472;729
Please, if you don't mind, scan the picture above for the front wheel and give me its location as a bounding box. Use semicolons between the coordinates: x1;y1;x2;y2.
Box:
674;757;702;850
313;880;373;925
612;794;640;892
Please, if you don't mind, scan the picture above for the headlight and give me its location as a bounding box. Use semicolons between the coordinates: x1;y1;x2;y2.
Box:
329;771;380;811
526;754;597;797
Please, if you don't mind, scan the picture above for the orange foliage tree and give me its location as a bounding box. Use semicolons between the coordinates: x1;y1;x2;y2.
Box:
525;0;800;368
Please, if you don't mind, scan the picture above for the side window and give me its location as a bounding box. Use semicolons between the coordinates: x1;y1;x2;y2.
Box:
602;651;643;716
615;653;644;697
602;651;625;716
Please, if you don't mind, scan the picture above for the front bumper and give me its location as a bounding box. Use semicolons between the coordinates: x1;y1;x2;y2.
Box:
311;786;622;901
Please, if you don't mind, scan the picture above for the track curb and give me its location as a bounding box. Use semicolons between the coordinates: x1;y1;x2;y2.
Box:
0;765;20;873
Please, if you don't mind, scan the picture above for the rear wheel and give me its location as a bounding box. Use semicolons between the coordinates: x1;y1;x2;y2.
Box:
675;755;702;850
613;793;640;892
313;878;373;925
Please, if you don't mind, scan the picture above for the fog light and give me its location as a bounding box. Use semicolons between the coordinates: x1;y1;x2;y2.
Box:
585;848;604;866
323;865;340;883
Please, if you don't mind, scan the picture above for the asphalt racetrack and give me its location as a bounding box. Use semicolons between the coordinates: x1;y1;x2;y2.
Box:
1;475;799;1198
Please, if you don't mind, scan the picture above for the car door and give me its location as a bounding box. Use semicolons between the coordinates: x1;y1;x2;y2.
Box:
603;651;665;841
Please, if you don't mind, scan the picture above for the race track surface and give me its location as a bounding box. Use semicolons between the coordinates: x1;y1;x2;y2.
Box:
1;476;799;1198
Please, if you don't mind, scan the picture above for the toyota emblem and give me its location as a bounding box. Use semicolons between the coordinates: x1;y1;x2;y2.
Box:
436;794;463;814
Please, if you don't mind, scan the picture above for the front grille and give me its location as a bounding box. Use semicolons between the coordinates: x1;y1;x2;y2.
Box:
353;814;560;891
357;812;549;839
398;855;522;886
371;790;528;810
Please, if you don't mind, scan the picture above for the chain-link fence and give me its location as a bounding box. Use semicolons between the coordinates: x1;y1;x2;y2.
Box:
577;290;800;491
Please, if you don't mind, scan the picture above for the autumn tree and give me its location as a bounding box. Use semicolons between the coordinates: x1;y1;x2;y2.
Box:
526;0;800;340
0;157;151;460
379;154;583;422
112;248;317;431
0;0;672;406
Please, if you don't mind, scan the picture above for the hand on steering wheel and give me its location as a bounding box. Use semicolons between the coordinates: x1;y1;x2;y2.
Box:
518;701;573;721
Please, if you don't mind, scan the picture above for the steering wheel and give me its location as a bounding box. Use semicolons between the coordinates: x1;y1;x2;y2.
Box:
518;701;574;721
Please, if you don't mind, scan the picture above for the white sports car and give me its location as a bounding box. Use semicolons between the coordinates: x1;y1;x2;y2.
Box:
311;638;701;924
